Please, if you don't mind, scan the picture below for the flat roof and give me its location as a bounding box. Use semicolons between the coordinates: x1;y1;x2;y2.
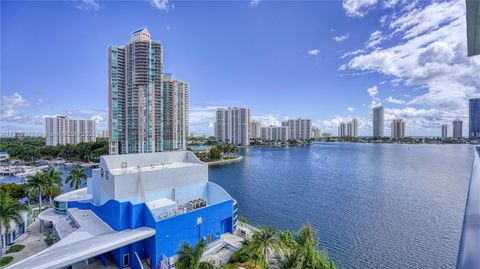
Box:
109;161;202;176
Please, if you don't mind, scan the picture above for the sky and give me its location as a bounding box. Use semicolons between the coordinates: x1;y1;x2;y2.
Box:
1;0;480;137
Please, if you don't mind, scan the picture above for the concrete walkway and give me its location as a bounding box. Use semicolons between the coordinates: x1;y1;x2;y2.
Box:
1;220;47;268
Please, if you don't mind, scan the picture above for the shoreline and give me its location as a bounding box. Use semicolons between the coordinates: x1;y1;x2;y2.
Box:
207;156;244;166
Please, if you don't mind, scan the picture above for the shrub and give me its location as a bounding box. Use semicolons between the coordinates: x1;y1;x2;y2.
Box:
5;244;25;254
0;256;14;266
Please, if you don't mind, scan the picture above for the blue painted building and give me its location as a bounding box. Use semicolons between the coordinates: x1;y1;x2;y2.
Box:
469;98;480;138
11;151;236;269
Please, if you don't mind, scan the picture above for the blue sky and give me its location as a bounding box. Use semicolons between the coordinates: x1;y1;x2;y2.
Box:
1;0;479;136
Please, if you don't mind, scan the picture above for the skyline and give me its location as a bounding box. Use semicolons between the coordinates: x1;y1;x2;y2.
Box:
2;0;480;136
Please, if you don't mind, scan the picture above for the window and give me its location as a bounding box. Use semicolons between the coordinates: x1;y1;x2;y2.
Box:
123;254;129;268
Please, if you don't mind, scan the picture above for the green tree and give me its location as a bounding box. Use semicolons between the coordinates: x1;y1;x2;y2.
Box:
252;226;277;267
208;146;221;161
25;171;47;214
43;168;63;207
0;191;27;258
66;166;87;190
272;247;304;269
175;239;214;269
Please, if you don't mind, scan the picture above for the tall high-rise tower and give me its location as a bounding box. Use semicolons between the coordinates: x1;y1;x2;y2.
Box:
108;28;188;154
469;98;480;138
373;106;384;137
391;119;405;138
453;120;463;138
441;124;448;139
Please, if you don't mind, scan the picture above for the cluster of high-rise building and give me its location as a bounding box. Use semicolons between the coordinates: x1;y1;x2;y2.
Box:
438;98;480;139
45;116;96;146
337;118;358;138
108;28;188;155
370;105;406;138
214;107;315;145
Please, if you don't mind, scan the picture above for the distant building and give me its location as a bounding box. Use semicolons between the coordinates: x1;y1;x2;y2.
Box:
162;73;189;150
441;124;448;139
215;107;250;146
338;122;347;137
311;126;321;139
0;152;9;162
282;118;312;140
97;130;108;139
249;121;261;139
108;28;188;154
45;116;96;146
453;120;463;138
373;106;384;137
391;119;405;138
261;126;289;142
15;132;25;140
470;98;480;138
348;118;359;137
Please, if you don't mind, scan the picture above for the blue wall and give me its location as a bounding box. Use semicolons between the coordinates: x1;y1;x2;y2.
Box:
67;199;233;269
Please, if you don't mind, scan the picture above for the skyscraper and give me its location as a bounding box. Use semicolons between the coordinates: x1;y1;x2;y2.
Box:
469;98;480;138
282;118;312;140
453;120;463;138
311;126;321;139
391;119;405;138
348;118;359;137
215;107;250;146
373;105;384;137
108;28;188;154
249;121;261;139
45;116;96;146
338;122;347;137
441;124;448;139
162;73;189;150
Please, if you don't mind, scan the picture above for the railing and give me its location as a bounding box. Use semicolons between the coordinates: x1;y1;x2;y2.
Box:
456;146;480;269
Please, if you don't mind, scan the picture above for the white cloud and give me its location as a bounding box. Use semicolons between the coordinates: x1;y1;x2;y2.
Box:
250;0;261;7
367;86;379;100
342;0;378;17
384;106;464;130
252;114;280;126
1;93;31;121
90;115;104;124
308;49;320;56
342;0;480;123
384;96;406;104
74;0;100;11
347;107;355;113
333;34;350;42
150;0;173;11
322;115;370;130
365;30;384;49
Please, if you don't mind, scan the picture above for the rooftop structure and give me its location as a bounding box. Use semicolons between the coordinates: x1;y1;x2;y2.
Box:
11;151;236;269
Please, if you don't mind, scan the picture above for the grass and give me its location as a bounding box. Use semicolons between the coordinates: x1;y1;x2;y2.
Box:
0;256;14;267
5;244;25;254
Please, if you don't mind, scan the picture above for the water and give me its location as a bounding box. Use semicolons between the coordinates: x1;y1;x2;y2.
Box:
1;166;91;193
209;143;472;269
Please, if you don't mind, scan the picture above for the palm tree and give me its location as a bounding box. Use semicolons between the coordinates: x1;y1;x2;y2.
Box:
0;191;27;258
252;226;277;267
43;168;63;207
66;166;87;190
272;248;304;269
175;239;214;269
25;171;47;214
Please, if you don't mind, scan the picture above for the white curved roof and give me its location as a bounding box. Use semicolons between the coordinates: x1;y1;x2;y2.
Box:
54;188;92;202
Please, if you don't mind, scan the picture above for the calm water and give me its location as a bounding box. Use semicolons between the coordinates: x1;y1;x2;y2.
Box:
209;143;473;269
1;167;91;193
